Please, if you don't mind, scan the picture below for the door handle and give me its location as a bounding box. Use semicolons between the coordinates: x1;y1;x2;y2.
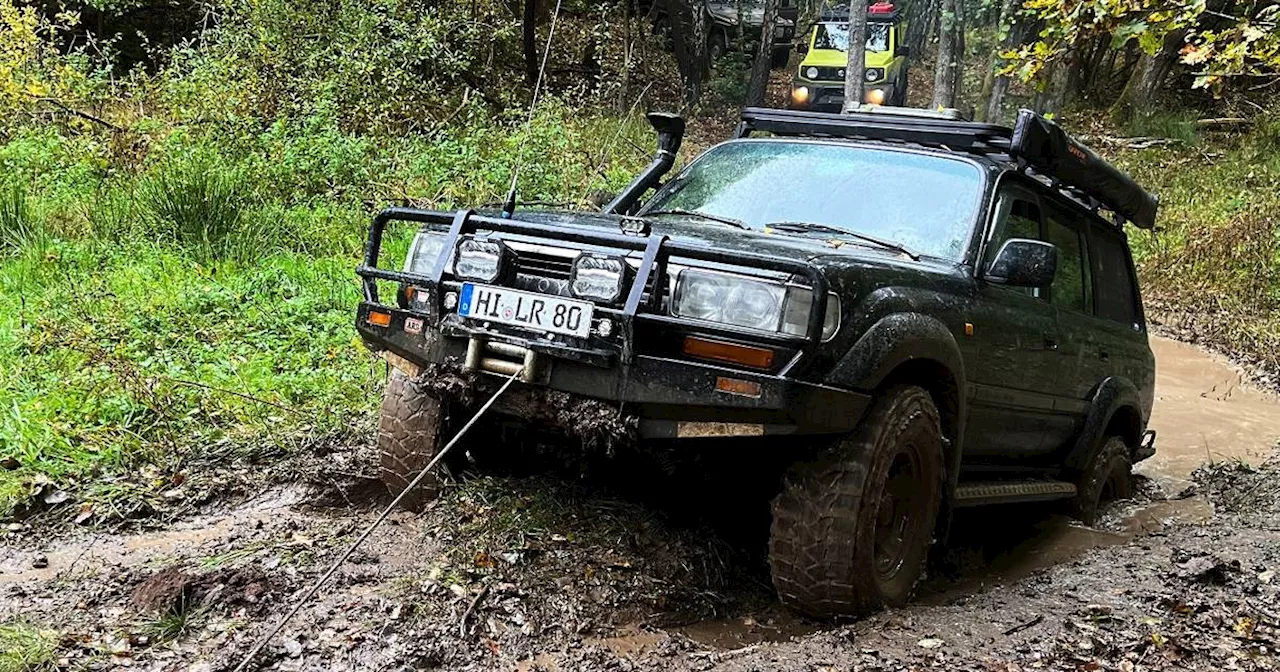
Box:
1044;337;1059;350
1099;350;1110;362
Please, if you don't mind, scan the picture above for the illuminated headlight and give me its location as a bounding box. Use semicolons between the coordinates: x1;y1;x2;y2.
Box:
454;237;507;283
791;86;810;105
865;67;885;82
404;230;448;274
571;254;630;304
805;66;819;79
673;269;841;339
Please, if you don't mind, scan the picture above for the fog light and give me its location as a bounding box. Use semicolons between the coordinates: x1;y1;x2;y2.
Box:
443;291;459;310
791;86;810;106
455;237;507;283
865;88;886;105
571;254;630;304
595;318;614;337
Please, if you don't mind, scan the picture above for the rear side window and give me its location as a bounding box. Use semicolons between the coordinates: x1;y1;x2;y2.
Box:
1089;229;1140;328
1044;205;1088;313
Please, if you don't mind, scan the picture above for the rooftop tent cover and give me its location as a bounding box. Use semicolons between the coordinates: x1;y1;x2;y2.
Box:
1009;109;1159;229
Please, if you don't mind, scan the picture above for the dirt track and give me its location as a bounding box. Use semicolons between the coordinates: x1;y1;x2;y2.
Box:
3;334;1280;671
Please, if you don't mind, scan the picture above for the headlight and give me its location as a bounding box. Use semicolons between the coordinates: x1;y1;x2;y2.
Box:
805;66;819;79
571;254;630;304
455;237;507;283
781;288;841;340
673;269;841;338
404;230;448;274
865;67;884;82
674;269;784;332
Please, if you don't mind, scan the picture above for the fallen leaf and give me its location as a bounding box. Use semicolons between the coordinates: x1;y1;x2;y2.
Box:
918;638;944;649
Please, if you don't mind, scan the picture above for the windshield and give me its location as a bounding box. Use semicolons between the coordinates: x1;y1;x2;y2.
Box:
642;141;984;260
814;22;890;52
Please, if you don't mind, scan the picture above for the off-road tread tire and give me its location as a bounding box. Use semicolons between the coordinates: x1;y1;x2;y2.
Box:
769;385;943;619
1073;436;1133;526
378;368;448;512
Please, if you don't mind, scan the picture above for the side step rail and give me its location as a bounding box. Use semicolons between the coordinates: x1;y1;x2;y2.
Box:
953;481;1077;508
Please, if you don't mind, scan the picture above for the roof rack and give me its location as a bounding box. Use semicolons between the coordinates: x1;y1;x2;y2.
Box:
735;106;1158;229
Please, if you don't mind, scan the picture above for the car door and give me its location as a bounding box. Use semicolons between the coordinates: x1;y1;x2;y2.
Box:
965;183;1067;459
1042;200;1102;449
1085;222;1155;405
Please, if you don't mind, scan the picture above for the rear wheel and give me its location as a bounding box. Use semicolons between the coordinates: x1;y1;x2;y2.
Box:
378;368;452;511
1073;436;1133;525
769;385;943;618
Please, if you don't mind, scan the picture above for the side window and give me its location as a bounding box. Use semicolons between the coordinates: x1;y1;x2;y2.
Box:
1044;205;1087;313
1089;229;1140;329
985;190;1043;298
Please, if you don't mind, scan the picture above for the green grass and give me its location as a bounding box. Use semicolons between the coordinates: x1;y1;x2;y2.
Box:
0;622;58;672
0;103;653;520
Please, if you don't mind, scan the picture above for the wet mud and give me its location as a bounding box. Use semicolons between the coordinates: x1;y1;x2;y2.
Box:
3;335;1279;670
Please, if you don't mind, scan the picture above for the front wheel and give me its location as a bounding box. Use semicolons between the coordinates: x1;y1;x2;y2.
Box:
378;368;452;511
769;385;943;618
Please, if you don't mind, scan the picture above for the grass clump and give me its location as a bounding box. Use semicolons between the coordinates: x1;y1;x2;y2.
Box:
137;152;256;262
0;621;58;672
0;183;42;254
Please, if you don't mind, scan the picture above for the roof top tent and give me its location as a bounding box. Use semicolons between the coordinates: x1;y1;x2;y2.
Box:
735;106;1159;230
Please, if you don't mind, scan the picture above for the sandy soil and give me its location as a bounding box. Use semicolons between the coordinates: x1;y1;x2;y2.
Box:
3;335;1280;671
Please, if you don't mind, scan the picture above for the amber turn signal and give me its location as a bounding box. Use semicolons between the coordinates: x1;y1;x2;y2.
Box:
368;310;392;327
683;336;775;369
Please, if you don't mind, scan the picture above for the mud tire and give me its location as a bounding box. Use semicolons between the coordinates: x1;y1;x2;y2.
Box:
1073;436;1133;526
769;385;943;618
378;368;450;512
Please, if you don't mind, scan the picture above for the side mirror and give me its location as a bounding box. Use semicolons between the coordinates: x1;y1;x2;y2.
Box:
984;238;1058;288
895;45;911;58
795;41;808;54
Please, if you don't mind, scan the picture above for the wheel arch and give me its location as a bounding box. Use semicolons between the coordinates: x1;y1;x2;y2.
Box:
1064;376;1146;471
826;312;968;488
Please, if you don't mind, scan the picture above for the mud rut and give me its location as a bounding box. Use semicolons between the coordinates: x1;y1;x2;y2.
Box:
4;335;1280;671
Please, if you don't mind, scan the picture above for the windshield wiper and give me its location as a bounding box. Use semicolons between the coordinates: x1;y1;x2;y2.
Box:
644;208;749;230
765;221;921;261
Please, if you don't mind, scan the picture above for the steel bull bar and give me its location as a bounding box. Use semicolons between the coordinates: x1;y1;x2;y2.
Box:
355;207;830;379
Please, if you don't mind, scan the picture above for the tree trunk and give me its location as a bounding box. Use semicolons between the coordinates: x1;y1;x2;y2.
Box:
979;0;1021;122
661;0;708;106
842;0;868;111
523;0;538;86
619;0;632;112
1110;29;1188;123
931;0;959;108
747;0;781;107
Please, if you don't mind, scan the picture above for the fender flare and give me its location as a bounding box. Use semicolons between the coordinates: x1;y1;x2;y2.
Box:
826;312;968;486
1064;376;1144;472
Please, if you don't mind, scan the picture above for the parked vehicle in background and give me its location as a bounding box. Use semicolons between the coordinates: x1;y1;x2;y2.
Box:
791;1;909;109
355;106;1159;618
649;0;799;68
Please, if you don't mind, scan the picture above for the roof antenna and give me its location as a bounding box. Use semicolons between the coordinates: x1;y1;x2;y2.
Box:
502;0;565;219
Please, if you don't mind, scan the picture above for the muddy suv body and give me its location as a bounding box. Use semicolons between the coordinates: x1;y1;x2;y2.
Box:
355;106;1159;618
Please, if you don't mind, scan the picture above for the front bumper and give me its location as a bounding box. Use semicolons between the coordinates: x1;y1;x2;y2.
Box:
791;81;893;111
355;208;870;439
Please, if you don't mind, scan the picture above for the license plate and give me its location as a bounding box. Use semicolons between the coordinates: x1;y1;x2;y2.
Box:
819;95;844;105
458;283;593;338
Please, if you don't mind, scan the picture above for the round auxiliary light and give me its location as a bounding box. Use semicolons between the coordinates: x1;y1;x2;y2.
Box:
443;291;459;310
595;318;614;338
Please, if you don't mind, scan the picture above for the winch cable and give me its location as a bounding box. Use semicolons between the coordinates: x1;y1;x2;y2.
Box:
231;366;525;672
501;0;565;218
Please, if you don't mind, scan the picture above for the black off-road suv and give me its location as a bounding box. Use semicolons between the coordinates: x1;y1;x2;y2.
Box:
355;106;1158;618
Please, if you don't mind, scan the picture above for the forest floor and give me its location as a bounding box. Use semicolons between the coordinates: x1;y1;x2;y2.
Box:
4;335;1280;671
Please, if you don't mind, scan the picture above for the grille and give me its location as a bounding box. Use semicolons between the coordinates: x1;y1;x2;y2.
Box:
515;249;574;279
